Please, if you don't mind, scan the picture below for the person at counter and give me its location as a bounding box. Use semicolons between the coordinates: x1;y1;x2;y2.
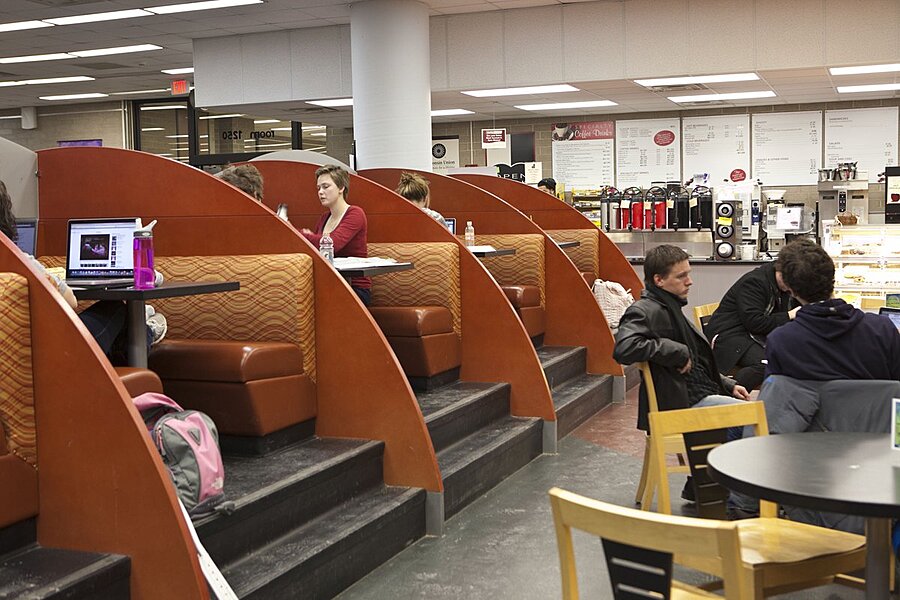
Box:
766;240;900;381
301;164;372;306
537;178;557;196
705;255;798;391
613;244;750;433
395;171;446;225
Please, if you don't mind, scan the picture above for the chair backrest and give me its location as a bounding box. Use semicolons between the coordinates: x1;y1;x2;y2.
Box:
648;402;777;518
693;302;719;333
637;361;660;413
546;229;599;281
549;487;746;599
368;242;462;337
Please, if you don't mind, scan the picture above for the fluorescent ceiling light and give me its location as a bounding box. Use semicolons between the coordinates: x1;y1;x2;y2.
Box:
141;127;165;131
271;127;292;131
431;109;474;116
515;100;618;111
634;73;759;87
830;63;900;76
308;133;327;137
111;88;169;95
166;134;190;138
668;90;776;102
0;81;26;88
39;93;109;100
140;104;185;110
0;53;72;64
70;44;161;58
162;67;194;74
254;119;280;124
44;9;152;26
0;115;22;119
836;83;900;93
198;113;244;119
147;0;263;15
307;98;353;107
0;21;54;33
24;76;94;85
301;125;325;131
463;84;579;97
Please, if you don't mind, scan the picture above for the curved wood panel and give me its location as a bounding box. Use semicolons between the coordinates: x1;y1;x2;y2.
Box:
36;147;440;492
256;160;555;421
454;174;643;301
0;234;208;600
365;169;623;377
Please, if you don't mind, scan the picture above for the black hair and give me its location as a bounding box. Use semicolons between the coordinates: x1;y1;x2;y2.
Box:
0;180;17;242
777;239;834;303
537;178;556;191
644;244;689;288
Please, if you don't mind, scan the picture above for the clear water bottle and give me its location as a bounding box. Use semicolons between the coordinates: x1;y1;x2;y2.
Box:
319;231;334;264
133;219;157;289
464;221;475;247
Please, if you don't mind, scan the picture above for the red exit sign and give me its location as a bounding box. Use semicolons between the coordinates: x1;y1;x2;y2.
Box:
171;80;189;95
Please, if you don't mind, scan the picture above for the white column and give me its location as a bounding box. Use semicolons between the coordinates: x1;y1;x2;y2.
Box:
350;0;432;171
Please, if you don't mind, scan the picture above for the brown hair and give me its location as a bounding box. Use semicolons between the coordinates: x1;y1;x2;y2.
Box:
217;164;264;201
777;239;834;302
396;172;430;206
0;180;17;242
644;244;689;288
315;164;350;201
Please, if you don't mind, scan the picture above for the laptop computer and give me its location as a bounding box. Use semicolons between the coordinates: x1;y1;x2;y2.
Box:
878;306;900;332
444;217;456;235
14;218;37;255
65;218;138;288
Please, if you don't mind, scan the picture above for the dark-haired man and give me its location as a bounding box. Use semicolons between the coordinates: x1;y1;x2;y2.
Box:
766;240;900;380
613;244;749;433
537;178;557;196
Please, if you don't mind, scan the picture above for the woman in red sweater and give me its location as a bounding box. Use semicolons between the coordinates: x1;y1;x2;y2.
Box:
301;164;372;305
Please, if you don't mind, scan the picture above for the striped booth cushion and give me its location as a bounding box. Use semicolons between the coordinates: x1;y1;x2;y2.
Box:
0;273;36;467
547;229;600;282
474;234;545;307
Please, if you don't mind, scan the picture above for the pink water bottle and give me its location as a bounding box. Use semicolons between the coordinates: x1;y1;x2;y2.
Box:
133;219;157;289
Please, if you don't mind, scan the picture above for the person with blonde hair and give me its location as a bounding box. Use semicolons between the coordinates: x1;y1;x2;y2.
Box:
216;163;264;201
395;171;446;224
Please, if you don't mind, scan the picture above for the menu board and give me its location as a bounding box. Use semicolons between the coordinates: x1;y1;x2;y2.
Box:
681;114;750;185
752;111;822;186
616;118;680;187
825;107;898;183
550;121;614;189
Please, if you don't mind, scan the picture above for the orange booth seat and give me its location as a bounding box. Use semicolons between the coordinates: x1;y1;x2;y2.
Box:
367;242;461;389
147;253;317;439
473;233;546;339
547;228;600;287
0;272;40;529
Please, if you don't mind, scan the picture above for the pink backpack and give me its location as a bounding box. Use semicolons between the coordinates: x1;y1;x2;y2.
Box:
133;392;225;518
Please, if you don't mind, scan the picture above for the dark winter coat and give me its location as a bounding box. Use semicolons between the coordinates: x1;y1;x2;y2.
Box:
705;263;795;372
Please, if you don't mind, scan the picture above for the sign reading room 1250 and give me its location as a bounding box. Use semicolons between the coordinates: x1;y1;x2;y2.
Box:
482;128;507;149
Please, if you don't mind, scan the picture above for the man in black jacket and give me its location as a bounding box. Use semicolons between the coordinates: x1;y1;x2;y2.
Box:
706;258;798;391
614;245;750;433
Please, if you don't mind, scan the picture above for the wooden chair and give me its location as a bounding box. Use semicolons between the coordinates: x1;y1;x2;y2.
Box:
693;302;720;334
647;402;867;598
549;487;748;599
634;361;689;508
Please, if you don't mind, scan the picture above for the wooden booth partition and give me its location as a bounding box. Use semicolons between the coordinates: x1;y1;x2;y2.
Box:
454;175;643;301
0;234;208;600
254;160;554;422
35;147;441;492
368;169;623;377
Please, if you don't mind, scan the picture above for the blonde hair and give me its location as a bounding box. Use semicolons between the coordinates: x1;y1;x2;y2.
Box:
396;172;430;206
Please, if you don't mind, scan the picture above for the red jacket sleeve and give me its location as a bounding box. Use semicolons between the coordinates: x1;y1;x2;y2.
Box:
302;213;328;246
328;206;367;254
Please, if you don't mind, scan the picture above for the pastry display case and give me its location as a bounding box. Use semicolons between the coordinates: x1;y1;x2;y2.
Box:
825;224;900;305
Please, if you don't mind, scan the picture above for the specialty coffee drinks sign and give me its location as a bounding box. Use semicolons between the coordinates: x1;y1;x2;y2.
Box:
551;121;614;190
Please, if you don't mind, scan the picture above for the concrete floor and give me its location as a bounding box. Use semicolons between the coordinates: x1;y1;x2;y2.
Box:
337;388;863;600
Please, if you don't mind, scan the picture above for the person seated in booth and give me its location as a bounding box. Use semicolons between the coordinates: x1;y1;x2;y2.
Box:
766;239;900;381
395;171;446;225
704;254;798;391
300;164;372;306
0;180;164;361
537;177;557;196
216;164;264;202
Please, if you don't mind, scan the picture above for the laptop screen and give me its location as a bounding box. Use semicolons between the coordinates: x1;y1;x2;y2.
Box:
66;218;137;279
14;219;36;255
879;307;900;332
444;217;456;235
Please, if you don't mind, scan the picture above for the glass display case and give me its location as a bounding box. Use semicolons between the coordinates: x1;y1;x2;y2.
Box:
825;224;900;306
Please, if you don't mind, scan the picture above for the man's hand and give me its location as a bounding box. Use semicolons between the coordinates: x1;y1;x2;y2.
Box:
788;306;801;320
678;357;692;374
732;384;751;400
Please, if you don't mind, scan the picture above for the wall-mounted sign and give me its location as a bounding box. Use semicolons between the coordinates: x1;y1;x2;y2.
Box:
497;163;525;182
551;121;614;190
432;136;460;174
171;79;189;95
482;128;507;149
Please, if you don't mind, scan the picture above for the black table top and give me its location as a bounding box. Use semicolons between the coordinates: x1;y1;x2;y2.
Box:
73;280;239;300
471;248;516;258
555;240;580;249
708;432;900;518
334;262;413;278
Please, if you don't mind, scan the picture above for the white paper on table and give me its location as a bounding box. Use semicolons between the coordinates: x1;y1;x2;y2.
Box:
465;245;497;253
332;256;398;270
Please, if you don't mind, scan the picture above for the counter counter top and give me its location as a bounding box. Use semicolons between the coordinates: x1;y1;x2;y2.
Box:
627;257;774;265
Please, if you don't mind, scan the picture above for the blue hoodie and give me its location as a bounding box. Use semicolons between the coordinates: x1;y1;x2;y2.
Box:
766;298;900;381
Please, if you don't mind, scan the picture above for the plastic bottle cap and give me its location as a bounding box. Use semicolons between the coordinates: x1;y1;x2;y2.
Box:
135;218;157;235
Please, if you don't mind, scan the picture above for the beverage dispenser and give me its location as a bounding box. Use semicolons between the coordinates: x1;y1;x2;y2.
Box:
645;185;668;230
622;187;644;230
668;186;690;231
